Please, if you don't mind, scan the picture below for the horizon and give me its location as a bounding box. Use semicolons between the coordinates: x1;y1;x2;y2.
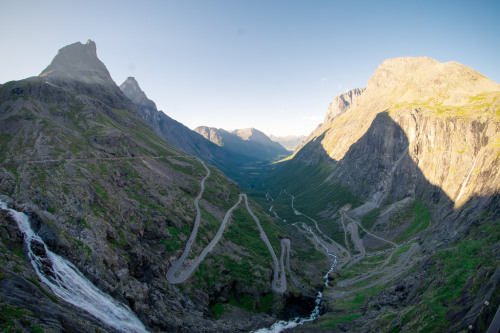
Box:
1;0;499;136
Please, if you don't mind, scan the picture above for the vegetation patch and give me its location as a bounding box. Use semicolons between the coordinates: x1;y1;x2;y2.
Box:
361;205;386;230
395;200;430;242
399;217;499;332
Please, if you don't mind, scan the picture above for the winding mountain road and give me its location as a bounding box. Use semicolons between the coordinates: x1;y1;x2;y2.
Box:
165;160;287;293
243;194;287;293
166;159;212;283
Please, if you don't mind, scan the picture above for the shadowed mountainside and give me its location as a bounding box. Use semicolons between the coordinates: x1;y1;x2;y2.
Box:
263;57;500;331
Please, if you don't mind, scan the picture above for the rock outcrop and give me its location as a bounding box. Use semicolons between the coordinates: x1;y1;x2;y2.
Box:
40;40;114;85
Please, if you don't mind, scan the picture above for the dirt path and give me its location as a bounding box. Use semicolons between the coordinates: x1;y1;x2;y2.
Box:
342;211;397;247
329;243;419;297
165;163;287;292
166;159;213;283
243;194;287;293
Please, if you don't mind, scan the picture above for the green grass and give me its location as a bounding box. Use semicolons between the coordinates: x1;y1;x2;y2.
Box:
400;217;499;332
0;303;34;332
229;294;254;312
211;303;226;319
269;161;361;208
388;242;414;266
330;284;386;311
395;200;430;242
361;206;386;230
73;239;92;256
93;183;109;201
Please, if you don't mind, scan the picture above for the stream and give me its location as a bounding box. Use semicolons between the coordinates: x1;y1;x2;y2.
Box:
254;196;338;333
0;200;148;333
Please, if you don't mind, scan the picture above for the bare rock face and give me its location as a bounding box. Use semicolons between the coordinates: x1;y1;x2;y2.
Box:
40;40;114;85
295;56;500;205
324;87;365;124
272;56;500;333
367;57;500;106
119;77;158;119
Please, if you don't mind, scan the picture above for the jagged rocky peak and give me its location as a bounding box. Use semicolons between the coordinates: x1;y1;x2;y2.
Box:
324;88;365;124
366;56;500;106
40;39;114;85
120;76;157;109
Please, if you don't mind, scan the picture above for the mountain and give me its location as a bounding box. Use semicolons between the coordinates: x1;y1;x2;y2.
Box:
119;77;270;183
194;126;290;162
119;77;228;163
40;39;114;86
268;134;307;151
0;41;315;332
264;57;500;331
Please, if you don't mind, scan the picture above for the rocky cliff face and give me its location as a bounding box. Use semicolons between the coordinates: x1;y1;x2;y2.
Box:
295;57;500;206
324;87;366;124
267;57;500;332
119;77;159;126
40;40;114;86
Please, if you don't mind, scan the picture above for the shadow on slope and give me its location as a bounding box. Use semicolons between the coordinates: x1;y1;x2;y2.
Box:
264;111;499;332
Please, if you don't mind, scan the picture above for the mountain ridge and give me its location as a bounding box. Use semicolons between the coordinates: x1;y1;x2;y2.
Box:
194;126;290;162
264;56;500;331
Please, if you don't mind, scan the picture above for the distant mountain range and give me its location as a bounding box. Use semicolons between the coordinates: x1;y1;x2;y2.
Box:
194;126;290;162
268;134;306;151
120;77;290;180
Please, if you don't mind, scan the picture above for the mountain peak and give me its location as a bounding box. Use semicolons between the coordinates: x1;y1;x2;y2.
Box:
367;56;500;106
40;40;114;85
120;77;157;110
324;88;365;124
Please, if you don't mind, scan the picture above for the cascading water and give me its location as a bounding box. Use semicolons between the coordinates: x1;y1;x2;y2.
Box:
0;200;148;333
254;224;338;332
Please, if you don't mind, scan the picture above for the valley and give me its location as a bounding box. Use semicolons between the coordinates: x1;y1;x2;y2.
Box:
0;39;498;333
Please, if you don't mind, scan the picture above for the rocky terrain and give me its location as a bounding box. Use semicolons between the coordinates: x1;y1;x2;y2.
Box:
263;57;500;332
119;77;231;168
0;40;321;332
1;40;498;333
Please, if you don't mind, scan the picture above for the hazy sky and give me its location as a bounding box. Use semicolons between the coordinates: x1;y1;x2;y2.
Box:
1;0;499;136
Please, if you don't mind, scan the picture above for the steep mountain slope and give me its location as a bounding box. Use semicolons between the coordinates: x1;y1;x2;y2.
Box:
265;57;500;331
195;126;290;162
119;77;280;184
0;41;310;332
119;77;229;164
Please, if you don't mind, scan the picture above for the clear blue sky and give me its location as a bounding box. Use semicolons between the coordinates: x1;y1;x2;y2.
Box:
1;0;499;136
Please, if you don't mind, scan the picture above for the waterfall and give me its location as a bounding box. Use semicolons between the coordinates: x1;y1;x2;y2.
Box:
0;200;148;333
